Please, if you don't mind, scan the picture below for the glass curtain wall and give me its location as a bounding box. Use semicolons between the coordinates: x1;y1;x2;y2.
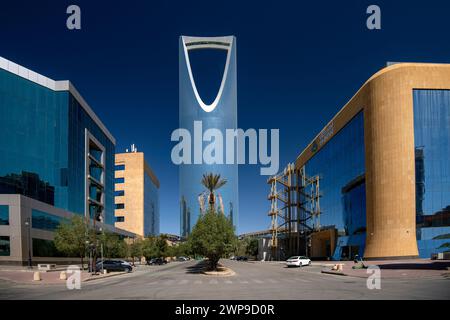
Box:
413;89;450;258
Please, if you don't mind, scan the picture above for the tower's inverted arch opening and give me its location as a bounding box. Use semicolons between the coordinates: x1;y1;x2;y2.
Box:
187;48;228;106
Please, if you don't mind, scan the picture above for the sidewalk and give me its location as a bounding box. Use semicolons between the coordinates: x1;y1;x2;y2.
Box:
319;259;450;279
0;265;128;285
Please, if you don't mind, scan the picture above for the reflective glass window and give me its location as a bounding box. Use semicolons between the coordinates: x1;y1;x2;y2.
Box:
31;209;63;232
32;238;66;257
115;190;124;197
413;89;450;258
115;177;125;184
115;165;125;171
144;173;159;236
0;236;10;256
0;205;9;225
303;111;366;259
115;203;125;210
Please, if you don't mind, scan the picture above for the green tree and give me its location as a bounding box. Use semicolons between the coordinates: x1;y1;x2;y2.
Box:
176;241;191;258
246;238;259;258
188;207;237;270
128;238;143;265
99;231;127;258
156;234;169;258
142;237;158;261
201;173;227;210
54;216;91;268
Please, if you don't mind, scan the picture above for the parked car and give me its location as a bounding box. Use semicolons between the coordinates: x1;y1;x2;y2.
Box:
96;260;133;273
236;256;248;261
177;256;189;262
286;256;311;267
147;258;167;265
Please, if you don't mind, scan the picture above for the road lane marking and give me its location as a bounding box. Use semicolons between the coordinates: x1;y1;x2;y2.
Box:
224;280;233;284
252;279;264;284
268;279;278;283
209;279;218;284
295;278;311;283
179;279;189;285
194;280;202;285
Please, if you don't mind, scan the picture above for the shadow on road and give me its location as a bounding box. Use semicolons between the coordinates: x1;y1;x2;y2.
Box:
378;261;450;270
185;260;209;274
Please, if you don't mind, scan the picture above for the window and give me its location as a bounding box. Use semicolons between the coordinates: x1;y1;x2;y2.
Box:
115;203;125;210
31;210;64;232
89;185;103;202
115;164;125;171
115;190;125;197
115;177;125;184
116;216;125;222
32;238;66;257
0;236;10;256
0;205;9;225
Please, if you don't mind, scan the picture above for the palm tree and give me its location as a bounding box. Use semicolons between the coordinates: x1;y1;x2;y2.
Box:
201;173;227;210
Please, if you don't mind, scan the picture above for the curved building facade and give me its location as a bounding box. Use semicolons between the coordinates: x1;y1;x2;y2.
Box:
292;63;450;260
179;36;238;237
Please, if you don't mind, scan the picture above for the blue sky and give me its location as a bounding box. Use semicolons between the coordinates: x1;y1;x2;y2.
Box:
1;0;450;235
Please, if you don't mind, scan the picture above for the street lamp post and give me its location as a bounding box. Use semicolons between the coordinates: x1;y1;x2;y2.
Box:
24;217;32;268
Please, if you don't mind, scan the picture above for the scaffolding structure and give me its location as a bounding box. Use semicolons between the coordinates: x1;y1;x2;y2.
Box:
267;163;321;260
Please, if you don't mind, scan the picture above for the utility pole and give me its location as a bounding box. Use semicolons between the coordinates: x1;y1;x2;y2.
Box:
24;217;32;268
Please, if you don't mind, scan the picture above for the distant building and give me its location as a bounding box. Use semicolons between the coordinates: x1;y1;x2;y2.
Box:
0;56;135;265
114;146;160;237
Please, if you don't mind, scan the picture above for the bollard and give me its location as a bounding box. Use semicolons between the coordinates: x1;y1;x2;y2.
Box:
60;271;67;280
103;269;107;275
33;271;41;281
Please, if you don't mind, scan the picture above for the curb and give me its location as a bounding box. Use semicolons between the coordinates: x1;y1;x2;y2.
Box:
202;268;236;277
83;271;128;282
321;270;347;276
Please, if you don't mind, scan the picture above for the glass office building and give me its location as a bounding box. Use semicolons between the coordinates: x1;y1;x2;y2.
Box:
284;63;450;260
0;56;116;225
178;36;238;237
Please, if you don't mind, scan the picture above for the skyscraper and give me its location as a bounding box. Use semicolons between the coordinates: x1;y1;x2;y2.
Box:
178;36;238;237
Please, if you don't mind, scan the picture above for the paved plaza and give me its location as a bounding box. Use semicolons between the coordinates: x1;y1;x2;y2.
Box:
0;259;449;300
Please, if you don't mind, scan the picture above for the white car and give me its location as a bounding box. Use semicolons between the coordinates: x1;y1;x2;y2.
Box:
286;256;311;267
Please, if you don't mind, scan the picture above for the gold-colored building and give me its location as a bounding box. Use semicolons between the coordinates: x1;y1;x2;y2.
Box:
114;148;160;237
270;62;450;260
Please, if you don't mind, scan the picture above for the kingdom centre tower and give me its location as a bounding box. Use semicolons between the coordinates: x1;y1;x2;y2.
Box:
178;36;238;238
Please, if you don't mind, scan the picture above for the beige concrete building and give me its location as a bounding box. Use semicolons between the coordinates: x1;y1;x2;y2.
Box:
114;149;160;237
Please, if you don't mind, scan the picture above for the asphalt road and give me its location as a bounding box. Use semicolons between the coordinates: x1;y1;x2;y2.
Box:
0;260;449;300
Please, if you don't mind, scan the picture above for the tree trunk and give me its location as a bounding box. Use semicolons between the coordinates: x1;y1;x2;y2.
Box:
209;192;215;211
81;256;84;271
